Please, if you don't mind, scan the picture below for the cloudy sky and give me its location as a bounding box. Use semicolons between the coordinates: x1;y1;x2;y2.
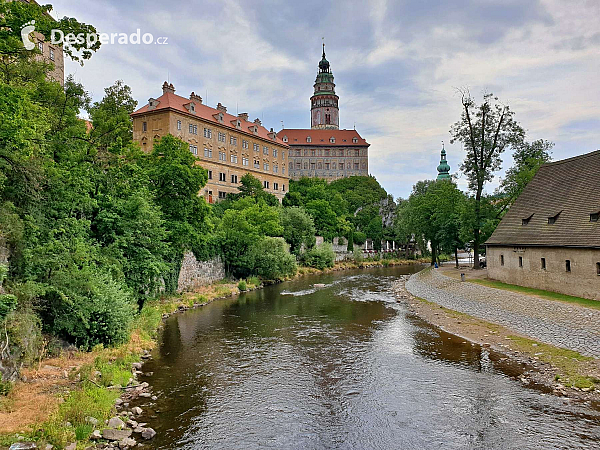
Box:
50;0;600;199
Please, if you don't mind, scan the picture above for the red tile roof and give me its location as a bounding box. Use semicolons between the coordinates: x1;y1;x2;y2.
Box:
278;128;369;146
131;90;287;146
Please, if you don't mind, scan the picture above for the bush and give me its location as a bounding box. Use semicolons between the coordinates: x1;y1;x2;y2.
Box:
353;231;366;245
0;294;17;320
247;276;260;287
238;280;247;291
302;243;335;270
248;237;297;280
347;232;354;252
44;273;136;350
337;237;345;245
353;248;364;264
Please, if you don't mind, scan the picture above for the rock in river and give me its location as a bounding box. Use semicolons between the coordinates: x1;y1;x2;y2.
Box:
102;428;132;441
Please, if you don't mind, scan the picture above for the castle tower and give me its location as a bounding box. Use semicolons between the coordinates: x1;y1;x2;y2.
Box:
310;44;339;129
436;143;451;180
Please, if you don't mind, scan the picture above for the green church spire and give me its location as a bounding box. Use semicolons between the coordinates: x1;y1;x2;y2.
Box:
436;142;451;180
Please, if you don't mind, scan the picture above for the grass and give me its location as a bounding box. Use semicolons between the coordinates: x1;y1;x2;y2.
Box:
505;335;598;389
466;278;600;310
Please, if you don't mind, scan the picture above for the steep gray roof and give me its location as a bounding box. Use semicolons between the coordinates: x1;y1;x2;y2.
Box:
486;150;600;248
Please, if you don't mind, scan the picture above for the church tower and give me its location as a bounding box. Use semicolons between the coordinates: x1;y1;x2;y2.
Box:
436;143;451;180
311;44;339;129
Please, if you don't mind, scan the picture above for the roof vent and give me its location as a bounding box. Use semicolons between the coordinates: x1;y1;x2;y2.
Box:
216;103;227;113
591;212;600;222
162;81;175;94
548;211;562;225
522;214;533;226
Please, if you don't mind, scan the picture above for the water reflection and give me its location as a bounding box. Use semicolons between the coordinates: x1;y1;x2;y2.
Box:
138;266;600;449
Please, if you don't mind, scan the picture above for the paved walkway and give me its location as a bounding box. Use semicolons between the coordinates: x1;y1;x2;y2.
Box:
406;269;600;358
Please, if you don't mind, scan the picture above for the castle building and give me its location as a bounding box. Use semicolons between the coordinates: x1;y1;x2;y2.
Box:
436;144;451;180
280;45;369;181
131;82;290;202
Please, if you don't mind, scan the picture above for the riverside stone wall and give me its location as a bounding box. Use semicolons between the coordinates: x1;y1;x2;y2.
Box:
177;252;225;293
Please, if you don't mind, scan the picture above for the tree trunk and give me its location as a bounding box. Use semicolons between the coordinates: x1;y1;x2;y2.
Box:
431;242;437;266
473;186;482;269
455;247;459;268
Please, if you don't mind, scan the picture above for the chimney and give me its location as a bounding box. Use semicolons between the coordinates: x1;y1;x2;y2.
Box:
253;118;262;126
162;81;175;94
237;112;249;122
216;102;227;113
268;128;277;140
190;92;203;104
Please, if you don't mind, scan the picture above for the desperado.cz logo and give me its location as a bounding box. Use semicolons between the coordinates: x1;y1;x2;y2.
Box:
21;21;168;49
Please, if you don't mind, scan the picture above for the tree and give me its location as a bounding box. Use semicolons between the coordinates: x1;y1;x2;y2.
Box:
305;199;338;241
280;207;316;255
450;91;525;268
247;237;297;280
347;231;354;252
230;173;279;205
497;139;553;212
88;80;138;152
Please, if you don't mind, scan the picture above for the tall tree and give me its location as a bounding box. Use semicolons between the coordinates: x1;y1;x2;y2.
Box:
450;91;525;268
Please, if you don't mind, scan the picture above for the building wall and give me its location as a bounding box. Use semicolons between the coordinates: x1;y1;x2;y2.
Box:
287;144;369;181
177;252;225;292
487;245;600;300
132;110;290;202
31;28;64;86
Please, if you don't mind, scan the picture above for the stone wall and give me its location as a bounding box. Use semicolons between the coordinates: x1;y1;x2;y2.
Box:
487;245;600;300
177;251;225;293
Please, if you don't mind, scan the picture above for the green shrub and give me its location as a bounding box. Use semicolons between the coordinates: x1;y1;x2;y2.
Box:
353;248;364;264
353;231;366;245
44;273;136;350
0;294;17;320
248;237;297;280
238;280;247;291
382;259;391;267
346;232;354;252
301;243;335;270
247;276;260;287
337;237;345;245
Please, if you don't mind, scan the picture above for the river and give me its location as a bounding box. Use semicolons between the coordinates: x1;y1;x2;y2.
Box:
137;266;600;449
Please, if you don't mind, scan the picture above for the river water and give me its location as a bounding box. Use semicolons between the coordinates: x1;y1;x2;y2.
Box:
138;266;600;449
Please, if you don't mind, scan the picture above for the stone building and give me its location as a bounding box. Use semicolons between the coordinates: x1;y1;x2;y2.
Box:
486;150;600;300
280;44;369;181
131;82;290;202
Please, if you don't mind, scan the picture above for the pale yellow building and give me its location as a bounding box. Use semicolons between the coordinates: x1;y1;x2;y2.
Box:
131;82;290;202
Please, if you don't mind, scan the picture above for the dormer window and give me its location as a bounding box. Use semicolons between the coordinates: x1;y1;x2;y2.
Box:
190;104;195;112
548;211;562;225
306;136;311;143
352;137;358;143
591;212;600;222
330;137;335;143
282;136;288;143
522;214;533;226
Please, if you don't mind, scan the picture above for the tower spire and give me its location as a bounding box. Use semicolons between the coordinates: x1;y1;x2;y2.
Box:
436;141;451;180
311;43;338;129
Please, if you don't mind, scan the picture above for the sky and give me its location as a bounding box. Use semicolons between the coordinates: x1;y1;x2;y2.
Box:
49;0;600;200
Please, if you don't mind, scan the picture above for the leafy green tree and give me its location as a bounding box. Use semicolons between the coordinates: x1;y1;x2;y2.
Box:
365;216;383;251
229;173;279;206
280;207;316;255
347;231;354;252
88;80;137;152
497;139;553;212
247;237;297;280
328;176;387;213
305;199;338;241
353;231;366;246
450;91;525;268
301;243;335;270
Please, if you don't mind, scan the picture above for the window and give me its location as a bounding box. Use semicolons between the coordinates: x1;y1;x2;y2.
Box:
591;213;599;222
310;162;315;170
254;143;260;152
263;146;268;155
208;170;212;180
218;132;226;142
317;162;322;169
353;137;358;143
204;148;212;158
273;149;278;158
218;191;227;199
296;162;301;169
189;145;198;155
230;136;237;145
355;150;360;156
230;154;238;163
49;47;55;61
522;214;533;226
311;150;315;156
597;262;600;276
263;163;269;171
325;149;330;156
219;172;226;182
273;182;279;190
566;260;571;272
242;140;249;149
548;212;561;224
304;162;308;169
339;162;345;170
282;185;285;192
273;164;278;173
189;124;198;134
325;162;330;170
37;42;43;53
282;151;285;159
282;167;285;175
231;174;238;184
541;258;546;270
263;181;269;189
242;157;249;166
518;256;523;267
306;136;311;143
203;128;212;138
190;104;195;112
500;255;504;266
177;120;182;130
254;159;260;169
354;162;359;170
219;151;226;161
142;121;147;132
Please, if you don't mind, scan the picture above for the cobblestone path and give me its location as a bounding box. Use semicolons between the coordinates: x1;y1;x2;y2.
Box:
406;269;600;358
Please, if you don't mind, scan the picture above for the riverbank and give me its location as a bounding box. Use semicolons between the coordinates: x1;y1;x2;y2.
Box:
395;267;600;405
0;257;428;449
